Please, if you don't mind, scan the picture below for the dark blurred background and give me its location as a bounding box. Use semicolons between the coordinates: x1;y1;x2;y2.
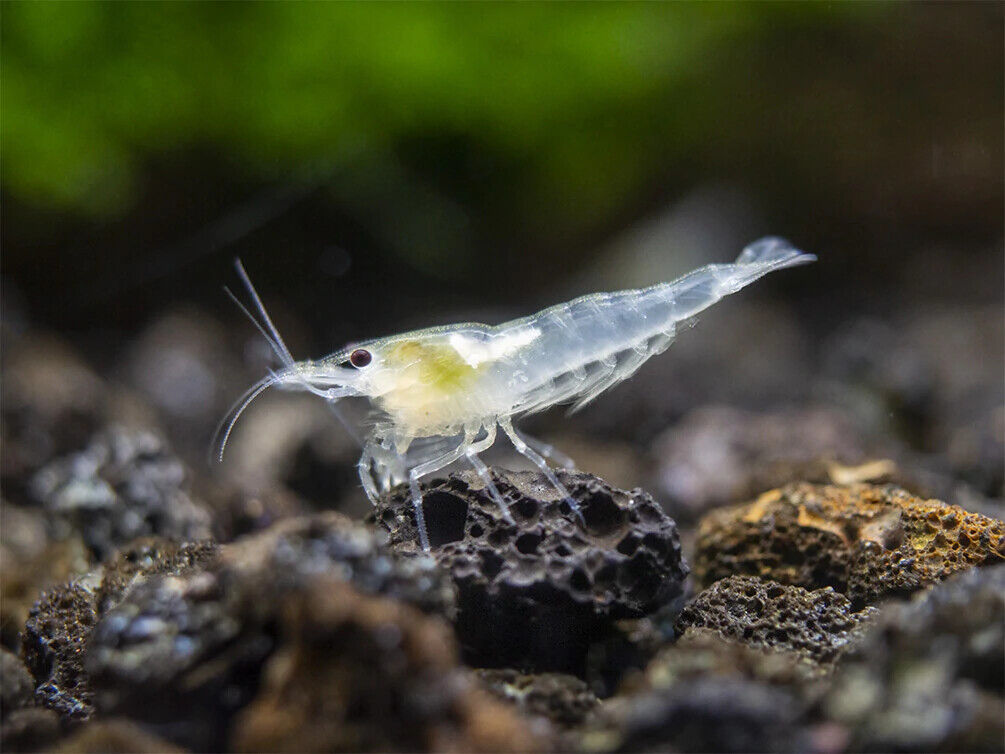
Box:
2;2;1003;523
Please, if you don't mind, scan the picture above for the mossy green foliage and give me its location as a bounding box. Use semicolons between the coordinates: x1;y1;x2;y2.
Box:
2;2;872;223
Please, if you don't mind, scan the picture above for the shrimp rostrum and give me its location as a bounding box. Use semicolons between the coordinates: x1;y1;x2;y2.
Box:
218;237;815;550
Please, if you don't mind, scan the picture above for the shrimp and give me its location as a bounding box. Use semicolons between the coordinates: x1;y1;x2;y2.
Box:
217;237;815;550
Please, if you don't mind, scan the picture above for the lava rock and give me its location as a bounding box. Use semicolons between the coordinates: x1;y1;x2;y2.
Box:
582;611;680;699
21;580;98;719
1;648;34;719
476;669;599;727
85;513;455;751
821;564;1005;752
21;538;216;721
589;629;821;753
373;469;687;672
216;511;455;618
29;427;213;561
93;538;218;614
693;482;1004;606
230;578;544;753
87;570;262;751
676;576;876;665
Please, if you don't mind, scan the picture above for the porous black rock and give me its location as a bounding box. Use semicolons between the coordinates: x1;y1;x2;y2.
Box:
21;580;98;720
29;427;212;561
21;538;216;722
676;575;876;665
373;468;687;673
217;511;455;618
820;564;1005;752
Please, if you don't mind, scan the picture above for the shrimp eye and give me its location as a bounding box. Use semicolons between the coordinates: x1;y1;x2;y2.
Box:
349;349;372;368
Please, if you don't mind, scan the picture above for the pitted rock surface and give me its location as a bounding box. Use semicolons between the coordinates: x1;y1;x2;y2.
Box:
93;538;218;614
29;427;212;561
22;580;98;719
21;538;216;722
693;482;1004;606
373;468;687;672
676;575;875;665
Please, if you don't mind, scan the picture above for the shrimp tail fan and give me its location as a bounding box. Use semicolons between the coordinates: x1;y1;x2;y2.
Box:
719;237;816;294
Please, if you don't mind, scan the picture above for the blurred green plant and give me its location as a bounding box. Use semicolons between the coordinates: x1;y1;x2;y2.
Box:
2;2;869;226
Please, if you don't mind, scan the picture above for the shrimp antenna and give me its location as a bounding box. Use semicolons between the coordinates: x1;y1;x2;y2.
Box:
224;286;292;367
212;372;279;462
219;258;365;455
229;258;295;366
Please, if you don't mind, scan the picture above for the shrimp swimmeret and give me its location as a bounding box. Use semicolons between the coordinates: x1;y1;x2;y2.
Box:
217;237;815;550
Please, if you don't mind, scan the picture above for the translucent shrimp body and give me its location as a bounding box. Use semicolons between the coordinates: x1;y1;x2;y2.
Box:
219;237;815;550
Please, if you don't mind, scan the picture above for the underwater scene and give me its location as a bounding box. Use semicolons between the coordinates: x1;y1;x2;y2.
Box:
2;3;1002;752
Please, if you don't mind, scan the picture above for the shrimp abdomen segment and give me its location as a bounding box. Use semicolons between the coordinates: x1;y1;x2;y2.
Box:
501;237;814;415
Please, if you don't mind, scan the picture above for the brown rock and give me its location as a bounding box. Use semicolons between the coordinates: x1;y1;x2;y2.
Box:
693;482;1004;606
231;579;543;753
653;405;886;523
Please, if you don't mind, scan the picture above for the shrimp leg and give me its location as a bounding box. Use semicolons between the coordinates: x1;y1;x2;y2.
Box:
499;417;584;524
407;427;479;550
357;443;380;504
514;430;576;470
463;425;515;523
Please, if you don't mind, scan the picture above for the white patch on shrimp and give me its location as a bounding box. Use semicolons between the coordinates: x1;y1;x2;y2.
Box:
448;327;541;368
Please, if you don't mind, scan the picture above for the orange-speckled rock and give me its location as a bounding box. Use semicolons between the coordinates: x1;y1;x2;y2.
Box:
693;482;1004;606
